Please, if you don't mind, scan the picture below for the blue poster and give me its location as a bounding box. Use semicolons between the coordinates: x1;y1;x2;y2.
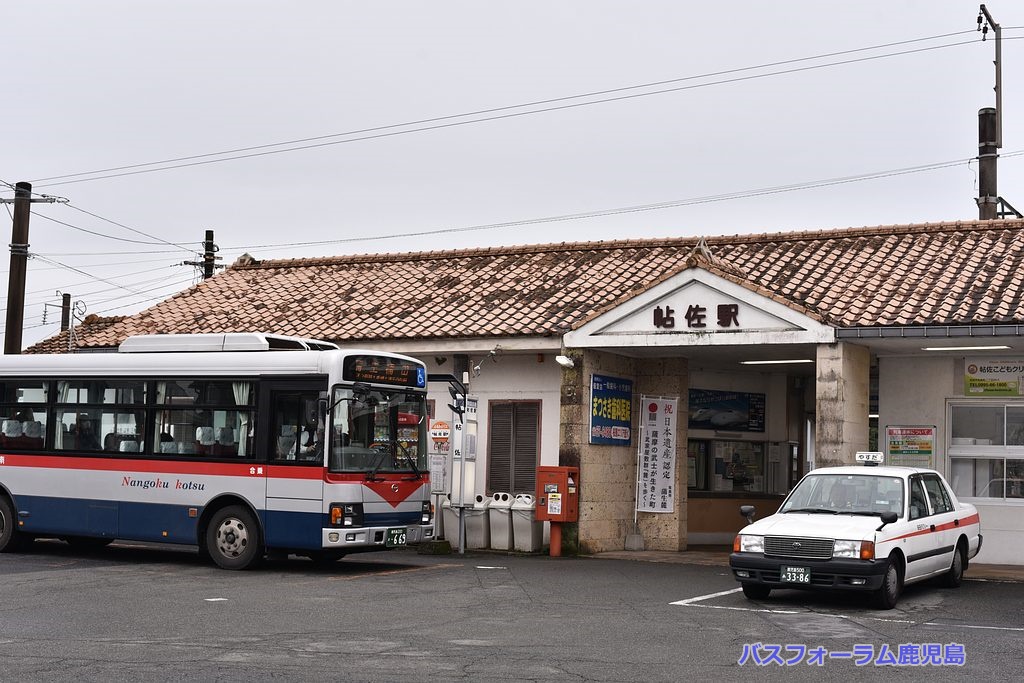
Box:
688;389;765;433
590;374;633;445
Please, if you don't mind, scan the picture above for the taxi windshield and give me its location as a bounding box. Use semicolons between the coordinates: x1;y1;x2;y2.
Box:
780;473;904;516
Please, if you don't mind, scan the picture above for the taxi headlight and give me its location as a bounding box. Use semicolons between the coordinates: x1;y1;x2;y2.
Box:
833;539;863;558
737;534;764;553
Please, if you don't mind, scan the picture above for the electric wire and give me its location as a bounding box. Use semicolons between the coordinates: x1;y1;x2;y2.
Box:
63;203;198;254
30;35;981;188
222;151;1023;253
3;276;198;334
27;30;974;184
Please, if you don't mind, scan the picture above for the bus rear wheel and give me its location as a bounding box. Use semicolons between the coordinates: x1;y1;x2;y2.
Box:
0;496;28;553
206;505;262;570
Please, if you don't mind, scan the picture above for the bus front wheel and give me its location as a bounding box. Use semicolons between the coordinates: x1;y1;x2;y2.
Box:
0;496;28;553
206;505;262;570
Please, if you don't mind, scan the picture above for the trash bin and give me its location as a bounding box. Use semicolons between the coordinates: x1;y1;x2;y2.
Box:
464;494;491;549
512;493;543;552
488;492;514;550
441;495;458;542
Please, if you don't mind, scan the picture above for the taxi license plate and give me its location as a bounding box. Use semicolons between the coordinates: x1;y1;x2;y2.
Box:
781;566;810;584
386;527;408;547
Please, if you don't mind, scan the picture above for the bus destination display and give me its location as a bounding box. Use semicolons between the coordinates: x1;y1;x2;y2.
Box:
343;355;426;388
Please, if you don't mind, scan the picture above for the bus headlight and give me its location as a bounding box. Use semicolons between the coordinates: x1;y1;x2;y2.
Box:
733;534;764;553
330;503;363;528
421;501;432;524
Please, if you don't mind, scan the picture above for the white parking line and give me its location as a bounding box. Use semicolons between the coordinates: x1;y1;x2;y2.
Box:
671;587;1024;631
670;587;742;605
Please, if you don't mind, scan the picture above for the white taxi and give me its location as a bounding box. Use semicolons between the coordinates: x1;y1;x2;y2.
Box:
729;454;983;609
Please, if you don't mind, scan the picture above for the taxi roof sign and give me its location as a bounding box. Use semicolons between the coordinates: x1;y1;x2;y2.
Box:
856;451;885;465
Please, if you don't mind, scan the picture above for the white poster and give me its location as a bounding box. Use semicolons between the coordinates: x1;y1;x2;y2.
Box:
637;397;678;513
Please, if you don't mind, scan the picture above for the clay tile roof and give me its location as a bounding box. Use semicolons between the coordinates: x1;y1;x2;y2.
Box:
24;218;1024;353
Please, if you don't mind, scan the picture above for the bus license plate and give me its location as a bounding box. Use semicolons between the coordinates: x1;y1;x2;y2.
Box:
386;528;407;547
781;566;810;584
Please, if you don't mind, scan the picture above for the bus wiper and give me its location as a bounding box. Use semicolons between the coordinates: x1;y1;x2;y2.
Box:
846;510;887;516
394;441;422;480
365;441;422;481
785;507;839;514
365;449;388;482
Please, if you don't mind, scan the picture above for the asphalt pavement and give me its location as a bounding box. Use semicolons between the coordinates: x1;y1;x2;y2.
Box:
587;545;1024;582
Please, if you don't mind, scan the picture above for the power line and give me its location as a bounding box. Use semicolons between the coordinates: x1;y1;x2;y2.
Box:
222;151;1023;253
0;255;186;274
29;255;153;297
33;211;185;247
34;248;191;256
63;203;198;254
30;34;980;188
3;276;198;334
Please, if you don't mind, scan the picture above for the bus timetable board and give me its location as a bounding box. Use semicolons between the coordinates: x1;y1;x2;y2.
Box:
343;355;426;388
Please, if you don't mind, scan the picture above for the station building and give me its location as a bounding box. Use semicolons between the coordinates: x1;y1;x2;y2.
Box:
28;219;1024;564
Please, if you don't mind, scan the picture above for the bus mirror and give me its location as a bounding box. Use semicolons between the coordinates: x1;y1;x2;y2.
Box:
318;398;329;418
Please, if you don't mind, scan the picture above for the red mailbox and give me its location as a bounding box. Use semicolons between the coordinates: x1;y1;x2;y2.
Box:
535;466;579;523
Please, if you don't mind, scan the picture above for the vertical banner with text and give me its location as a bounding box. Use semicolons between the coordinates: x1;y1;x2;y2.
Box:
637;397;678;513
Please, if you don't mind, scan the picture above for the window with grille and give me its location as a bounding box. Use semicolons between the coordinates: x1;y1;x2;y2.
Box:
487;401;540;494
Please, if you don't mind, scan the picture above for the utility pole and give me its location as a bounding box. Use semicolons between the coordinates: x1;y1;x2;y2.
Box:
183;229;222;279
2;182;59;354
976;5;1020;219
978;108;998;220
60;292;72;331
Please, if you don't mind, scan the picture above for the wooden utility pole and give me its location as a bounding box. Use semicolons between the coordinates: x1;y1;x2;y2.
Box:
978;108;998;220
184;229;221;279
976;5;1019;219
4;183;34;354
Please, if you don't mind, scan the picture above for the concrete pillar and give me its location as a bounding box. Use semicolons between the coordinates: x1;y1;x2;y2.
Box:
635;357;689;551
815;342;870;468
558;349;689;553
559;349;636;554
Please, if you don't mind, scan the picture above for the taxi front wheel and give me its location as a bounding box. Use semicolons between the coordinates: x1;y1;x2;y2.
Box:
741;583;771;600
874;557;902;610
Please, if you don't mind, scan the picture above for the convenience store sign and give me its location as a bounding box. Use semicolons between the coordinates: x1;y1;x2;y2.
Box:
965;358;1024;396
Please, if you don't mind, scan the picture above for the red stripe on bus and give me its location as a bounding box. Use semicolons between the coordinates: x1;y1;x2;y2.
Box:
0;453;321;479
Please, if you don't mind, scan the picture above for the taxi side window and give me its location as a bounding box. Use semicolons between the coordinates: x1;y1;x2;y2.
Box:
909;477;930;520
922;474;954;514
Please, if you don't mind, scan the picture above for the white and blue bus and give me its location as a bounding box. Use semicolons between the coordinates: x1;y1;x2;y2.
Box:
0;333;433;569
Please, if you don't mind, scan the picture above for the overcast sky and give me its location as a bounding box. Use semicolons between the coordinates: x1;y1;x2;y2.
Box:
3;1;1022;349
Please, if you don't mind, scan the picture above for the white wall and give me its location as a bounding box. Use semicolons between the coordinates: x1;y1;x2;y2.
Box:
878;355;1024;565
877;355;951;474
424;353;562;500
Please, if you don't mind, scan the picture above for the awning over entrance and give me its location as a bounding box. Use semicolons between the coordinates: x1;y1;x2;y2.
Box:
563;266;836;358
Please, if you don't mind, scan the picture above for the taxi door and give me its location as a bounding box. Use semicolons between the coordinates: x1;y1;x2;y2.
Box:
921;473;959;572
905;475;942;577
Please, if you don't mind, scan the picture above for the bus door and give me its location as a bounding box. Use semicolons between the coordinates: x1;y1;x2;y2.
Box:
260;380;326;550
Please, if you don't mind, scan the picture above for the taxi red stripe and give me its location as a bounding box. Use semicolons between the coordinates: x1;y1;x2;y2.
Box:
886;513;980;543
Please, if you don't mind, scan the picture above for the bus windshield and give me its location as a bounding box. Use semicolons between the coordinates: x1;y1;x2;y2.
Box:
328;385;428;474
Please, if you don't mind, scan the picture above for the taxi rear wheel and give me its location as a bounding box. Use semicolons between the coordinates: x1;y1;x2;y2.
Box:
941;543;965;588
741;583;771;600
874;557;902;610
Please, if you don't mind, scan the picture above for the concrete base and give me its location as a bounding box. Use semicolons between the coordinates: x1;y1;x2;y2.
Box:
416;540;452;555
624;525;645;551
